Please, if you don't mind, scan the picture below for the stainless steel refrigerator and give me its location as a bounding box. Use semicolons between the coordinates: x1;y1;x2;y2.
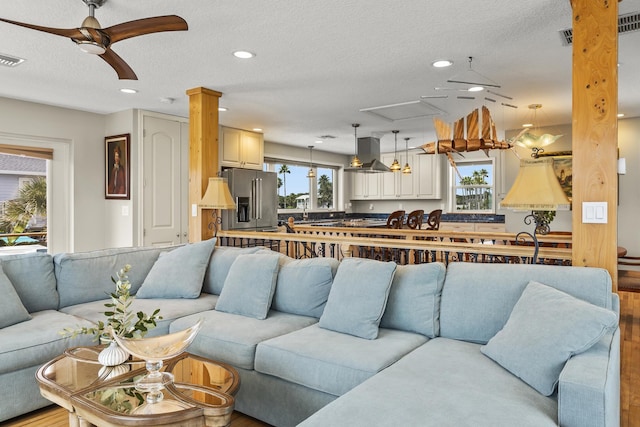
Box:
222;168;278;231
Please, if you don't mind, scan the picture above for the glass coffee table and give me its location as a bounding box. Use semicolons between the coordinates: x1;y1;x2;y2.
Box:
36;346;239;427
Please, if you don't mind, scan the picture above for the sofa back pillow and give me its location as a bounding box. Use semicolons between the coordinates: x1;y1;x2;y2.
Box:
215;253;281;319
440;262;614;344
380;262;446;337
136;238;216;299
55;246;162;308
202;246;270;295
0;264;32;328
1;252;58;312
481;281;618;396
319;258;396;340
272;256;340;318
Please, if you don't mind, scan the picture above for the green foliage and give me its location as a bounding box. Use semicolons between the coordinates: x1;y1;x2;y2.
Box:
457;168;492;210
318;174;333;208
278;165;291;208
60;265;162;341
0;176;47;235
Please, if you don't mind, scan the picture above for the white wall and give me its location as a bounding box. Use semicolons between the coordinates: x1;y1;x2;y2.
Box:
617;118;640;257
104;110;136;248
0;96;106;252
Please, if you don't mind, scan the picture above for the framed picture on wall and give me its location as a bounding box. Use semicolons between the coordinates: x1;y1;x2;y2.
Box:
540;150;572;201
105;134;130;200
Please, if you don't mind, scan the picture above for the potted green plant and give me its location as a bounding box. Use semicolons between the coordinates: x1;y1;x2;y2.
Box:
61;264;162;366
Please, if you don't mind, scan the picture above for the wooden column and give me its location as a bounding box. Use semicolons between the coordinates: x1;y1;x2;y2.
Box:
570;0;618;289
186;87;222;242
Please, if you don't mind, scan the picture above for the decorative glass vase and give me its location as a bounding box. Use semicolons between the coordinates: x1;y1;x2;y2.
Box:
110;319;203;414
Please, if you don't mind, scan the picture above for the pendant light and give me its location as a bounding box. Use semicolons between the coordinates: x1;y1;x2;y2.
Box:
350;123;362;168
402;137;412;174
306;145;316;178
389;130;401;172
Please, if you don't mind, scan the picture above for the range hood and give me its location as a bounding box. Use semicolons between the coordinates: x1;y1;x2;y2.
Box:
345;137;391;173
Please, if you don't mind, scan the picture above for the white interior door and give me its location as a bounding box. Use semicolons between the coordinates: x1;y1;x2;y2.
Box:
143;115;187;246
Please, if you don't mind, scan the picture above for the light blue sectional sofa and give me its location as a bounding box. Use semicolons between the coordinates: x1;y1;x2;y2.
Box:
0;239;620;427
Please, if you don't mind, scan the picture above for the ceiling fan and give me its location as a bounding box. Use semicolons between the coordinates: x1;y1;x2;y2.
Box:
0;0;188;80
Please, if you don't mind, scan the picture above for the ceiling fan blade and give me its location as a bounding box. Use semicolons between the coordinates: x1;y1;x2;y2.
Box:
104;15;188;44
0;17;83;39
99;49;138;80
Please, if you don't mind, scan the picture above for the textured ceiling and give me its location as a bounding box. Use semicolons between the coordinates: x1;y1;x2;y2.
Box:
0;0;639;154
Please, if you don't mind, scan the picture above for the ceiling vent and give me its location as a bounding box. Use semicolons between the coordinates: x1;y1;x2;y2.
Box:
360;100;445;122
559;11;640;46
0;53;25;67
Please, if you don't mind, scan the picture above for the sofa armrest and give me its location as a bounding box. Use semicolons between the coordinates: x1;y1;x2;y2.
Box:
558;327;620;427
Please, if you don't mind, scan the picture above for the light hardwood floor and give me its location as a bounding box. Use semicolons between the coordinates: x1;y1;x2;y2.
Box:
5;291;640;427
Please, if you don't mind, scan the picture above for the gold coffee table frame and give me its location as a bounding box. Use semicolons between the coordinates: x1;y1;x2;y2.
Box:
36;346;239;427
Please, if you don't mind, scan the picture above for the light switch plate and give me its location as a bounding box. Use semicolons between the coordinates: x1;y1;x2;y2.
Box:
191;204;198;217
582;202;607;224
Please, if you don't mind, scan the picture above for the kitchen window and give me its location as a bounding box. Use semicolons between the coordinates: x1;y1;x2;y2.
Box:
264;160;336;211
450;159;495;213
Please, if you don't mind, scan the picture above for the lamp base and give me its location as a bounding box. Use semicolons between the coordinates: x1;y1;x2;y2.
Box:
523;210;555;235
207;210;223;237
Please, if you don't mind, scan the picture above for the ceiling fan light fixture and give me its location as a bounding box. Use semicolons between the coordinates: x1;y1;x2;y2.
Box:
77;40;106;55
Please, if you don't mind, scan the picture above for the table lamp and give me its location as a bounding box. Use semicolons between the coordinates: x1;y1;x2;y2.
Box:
500;157;570;235
199;177;236;236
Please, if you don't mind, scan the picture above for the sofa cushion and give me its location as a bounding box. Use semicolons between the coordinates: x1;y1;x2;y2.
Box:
440;263;614;344
319;258;396;339
481;281;617;396
380;262;446;337
255;324;427;397
299;338;558;427
55;246;162;308
60;293;218;337
0;265;31;328
170;310;317;370
0;310;95;375
215;253;280;320
1;252;58;312
136;238;217;299
203;246;268;295
272;256;340;318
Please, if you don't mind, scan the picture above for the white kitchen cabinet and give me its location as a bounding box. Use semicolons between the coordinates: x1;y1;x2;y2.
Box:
351;172;380;200
414;153;441;199
220;126;264;170
381;153;414;199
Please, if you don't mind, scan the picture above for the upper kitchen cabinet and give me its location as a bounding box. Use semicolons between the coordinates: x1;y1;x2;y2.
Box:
414;153;441;199
351;172;381;200
219;126;264;170
380;153;414;198
375;152;441;200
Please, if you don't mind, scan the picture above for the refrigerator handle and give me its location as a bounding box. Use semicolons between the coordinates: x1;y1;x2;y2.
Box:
258;178;263;219
251;179;257;220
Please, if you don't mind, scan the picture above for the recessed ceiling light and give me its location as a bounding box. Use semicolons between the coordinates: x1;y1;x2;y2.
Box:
468;86;484;92
233;51;255;59
218;107;228;112
315;140;323;144
432;60;453;68
120;88;138;94
522;123;534;128
617;113;625;118
253;128;263;132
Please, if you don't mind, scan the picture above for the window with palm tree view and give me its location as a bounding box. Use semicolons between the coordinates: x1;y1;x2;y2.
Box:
265;161;335;210
451;159;494;212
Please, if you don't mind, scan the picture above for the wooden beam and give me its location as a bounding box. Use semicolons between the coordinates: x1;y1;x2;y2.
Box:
570;0;618;289
186;87;223;242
